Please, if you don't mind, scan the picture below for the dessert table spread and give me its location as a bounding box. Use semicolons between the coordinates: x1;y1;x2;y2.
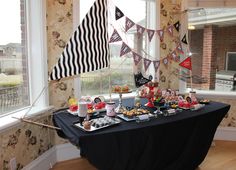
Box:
53;101;230;170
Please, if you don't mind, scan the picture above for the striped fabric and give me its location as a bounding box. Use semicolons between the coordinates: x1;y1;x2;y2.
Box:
49;0;109;80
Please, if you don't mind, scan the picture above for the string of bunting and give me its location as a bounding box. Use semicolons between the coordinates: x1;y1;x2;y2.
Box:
115;6;182;43
109;29;184;72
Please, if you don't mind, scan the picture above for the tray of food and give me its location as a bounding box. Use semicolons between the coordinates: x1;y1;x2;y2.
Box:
117;108;154;121
74;116;121;132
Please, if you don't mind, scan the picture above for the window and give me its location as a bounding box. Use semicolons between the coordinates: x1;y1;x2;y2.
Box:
79;0;157;96
226;52;236;71
0;0;48;116
187;7;236;92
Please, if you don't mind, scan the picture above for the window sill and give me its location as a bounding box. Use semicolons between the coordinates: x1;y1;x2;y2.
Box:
186;88;236;99
0;105;54;133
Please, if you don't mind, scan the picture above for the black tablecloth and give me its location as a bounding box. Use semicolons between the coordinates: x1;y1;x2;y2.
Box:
53;101;230;170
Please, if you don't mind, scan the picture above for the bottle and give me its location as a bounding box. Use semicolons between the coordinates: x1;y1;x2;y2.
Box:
134;89;141;108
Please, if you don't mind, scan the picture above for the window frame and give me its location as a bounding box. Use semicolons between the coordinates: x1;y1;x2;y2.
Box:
0;0;50;130
74;0;160;98
185;0;236;97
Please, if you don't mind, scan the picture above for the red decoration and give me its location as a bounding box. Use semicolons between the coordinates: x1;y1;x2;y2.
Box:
179;57;192;70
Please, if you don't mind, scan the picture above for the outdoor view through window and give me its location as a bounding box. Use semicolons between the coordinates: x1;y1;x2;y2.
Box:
80;0;156;96
188;8;236;92
0;0;29;115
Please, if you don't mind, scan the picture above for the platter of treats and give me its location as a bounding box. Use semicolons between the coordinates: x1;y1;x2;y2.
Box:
74;116;121;132
117;108;154;121
112;85;132;94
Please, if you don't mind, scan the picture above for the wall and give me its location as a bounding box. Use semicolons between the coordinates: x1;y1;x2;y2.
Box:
0;113;55;169
159;0;182;89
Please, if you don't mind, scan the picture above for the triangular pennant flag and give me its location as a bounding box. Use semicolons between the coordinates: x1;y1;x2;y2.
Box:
132;52;142;65
147;29;155;42
143;58;152;71
167;25;174;37
49;0;109;81
120;42;131;57
153;60;160;72
181;34;188;45
157;29;164;41
176;43;184;54
174;21;180;32
136;25;145;39
179;57;192;70
134;72;152;88
115;6;124;20
109;29;122;43
125;17;135;32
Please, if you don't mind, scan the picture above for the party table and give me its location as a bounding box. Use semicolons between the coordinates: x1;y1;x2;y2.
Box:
53;101;230;170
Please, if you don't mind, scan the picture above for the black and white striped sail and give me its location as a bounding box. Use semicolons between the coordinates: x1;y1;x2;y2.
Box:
49;0;109;80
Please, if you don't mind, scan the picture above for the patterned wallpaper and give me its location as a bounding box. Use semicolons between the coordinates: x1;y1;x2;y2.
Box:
0;113;55;170
1;0;236;169
159;0;182;90
47;0;75;110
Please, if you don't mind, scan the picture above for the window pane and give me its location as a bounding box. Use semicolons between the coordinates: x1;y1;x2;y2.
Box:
80;0;156;96
188;8;236;92
0;0;29;115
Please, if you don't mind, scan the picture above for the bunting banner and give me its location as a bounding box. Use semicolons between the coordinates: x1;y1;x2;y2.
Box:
120;42;132;57
109;29;122;43
147;29;155;42
173;21;180;32
132;52;142;65
115;7;124;20
136;25;145;39
181;34;188;45
179;57;192;70
153;60;160;72
167;25;174;37
114;6;182;43
125;17;135;32
144;58;152;71
157;29;164;42
49;0;109;81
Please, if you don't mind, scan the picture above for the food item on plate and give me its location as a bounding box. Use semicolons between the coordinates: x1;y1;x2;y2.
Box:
112;85;130;93
199;99;210;104
69;105;78;112
83;121;91;130
122;108;150;118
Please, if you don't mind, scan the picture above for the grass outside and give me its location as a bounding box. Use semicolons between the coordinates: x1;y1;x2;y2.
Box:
0;74;22;87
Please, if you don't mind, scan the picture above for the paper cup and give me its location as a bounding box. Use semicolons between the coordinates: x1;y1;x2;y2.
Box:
78;101;88;117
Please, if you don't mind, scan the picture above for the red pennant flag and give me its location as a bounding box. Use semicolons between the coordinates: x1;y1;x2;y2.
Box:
179;57;192;70
132;52;142;65
143;58;152;71
136;25;145;39
120;42;131;57
153;60;160;72
147;29;155;42
109;29;122;43
125;17;135;32
167;25;174;37
157;29;164;42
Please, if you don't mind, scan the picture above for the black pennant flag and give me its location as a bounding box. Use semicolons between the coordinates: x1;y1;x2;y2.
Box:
115;7;124;20
181;34;188;45
174;21;180;32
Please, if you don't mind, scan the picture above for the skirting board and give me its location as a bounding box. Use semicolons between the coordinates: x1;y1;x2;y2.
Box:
22;143;80;170
214;127;236;141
